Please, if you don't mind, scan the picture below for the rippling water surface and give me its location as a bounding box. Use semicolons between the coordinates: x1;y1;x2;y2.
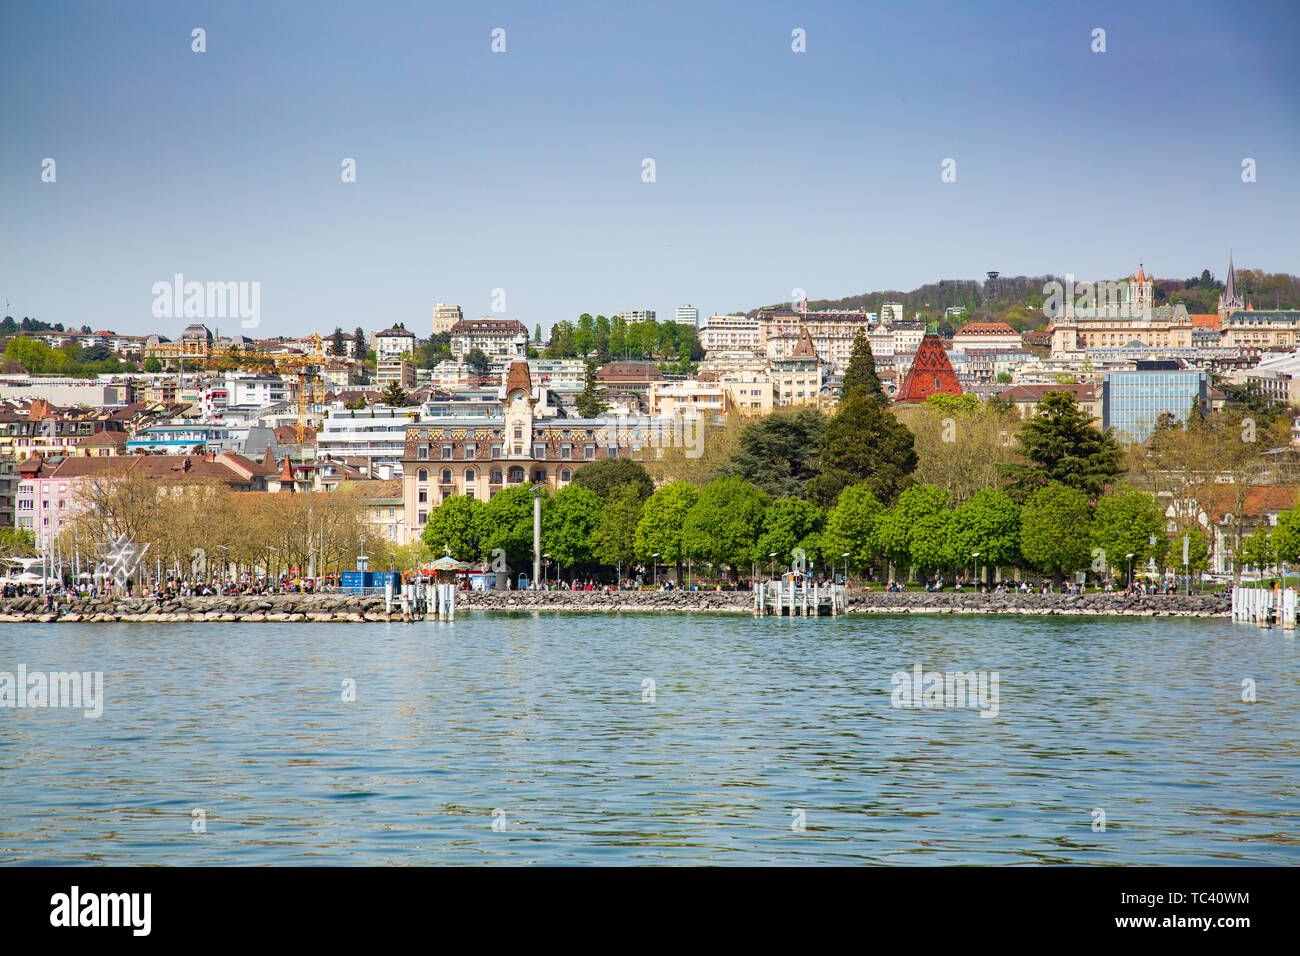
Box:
1;613;1297;865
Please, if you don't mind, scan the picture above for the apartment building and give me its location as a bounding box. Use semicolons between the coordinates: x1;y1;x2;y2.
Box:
449;318;528;360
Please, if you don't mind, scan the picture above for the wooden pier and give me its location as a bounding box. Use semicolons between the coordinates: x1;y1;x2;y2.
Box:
1230;585;1296;629
753;576;847;617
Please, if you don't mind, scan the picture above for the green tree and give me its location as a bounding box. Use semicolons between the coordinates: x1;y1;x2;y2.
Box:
475;484;545;572
534;323;542;342
809;392;917;506
923;392;979;414
1002;390;1124;500
142;357;162;373
465;349;491;376
381;381;409;406
1019;482;1094;585
1270;505;1300;566
681;476;769;580
755;497;824;571
1090;487;1167;584
635;481;699;580
820;483;884;576
875;484;950;581
946;487;1021;585
840;328;885;403
570;457;653;500
542;484;602;576
331;327;347;356
1239;521;1274;575
353;327;367;360
591;484;644;574
574;360;608;418
421;495;483;561
728;408;825;499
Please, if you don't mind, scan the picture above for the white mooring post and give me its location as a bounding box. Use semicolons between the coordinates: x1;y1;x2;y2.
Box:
1282;587;1295;630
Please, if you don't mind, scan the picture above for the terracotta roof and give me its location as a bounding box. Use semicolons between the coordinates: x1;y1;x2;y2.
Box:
788;325;819;361
1208;484;1299;524
955;321;1018;337
1190;313;1222;329
895;334;962;403
504;359;532;397
76;431;128;448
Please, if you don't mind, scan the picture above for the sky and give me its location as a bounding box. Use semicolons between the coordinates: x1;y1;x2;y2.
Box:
2;0;1298;340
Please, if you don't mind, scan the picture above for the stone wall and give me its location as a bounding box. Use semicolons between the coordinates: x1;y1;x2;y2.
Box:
0;588;1229;622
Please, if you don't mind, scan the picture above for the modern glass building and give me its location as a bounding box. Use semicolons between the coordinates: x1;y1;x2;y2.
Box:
1102;365;1208;443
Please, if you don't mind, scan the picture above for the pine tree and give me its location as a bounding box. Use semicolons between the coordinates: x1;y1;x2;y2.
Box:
1001;390;1124;500
574;360;608;418
353;326;367;359
840;328;885;403
330;327;346;356
808;391;917;506
381;381;408;406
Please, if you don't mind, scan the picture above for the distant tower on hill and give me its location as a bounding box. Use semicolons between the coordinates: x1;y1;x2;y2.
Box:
1218;253;1245;317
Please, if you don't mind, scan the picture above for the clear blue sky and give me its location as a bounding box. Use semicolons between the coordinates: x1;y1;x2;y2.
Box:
2;0;1297;339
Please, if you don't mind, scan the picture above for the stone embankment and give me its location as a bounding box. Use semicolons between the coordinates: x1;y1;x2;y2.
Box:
0;588;1229;622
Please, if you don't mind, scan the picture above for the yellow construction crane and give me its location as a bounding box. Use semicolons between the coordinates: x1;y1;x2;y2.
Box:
145;334;326;443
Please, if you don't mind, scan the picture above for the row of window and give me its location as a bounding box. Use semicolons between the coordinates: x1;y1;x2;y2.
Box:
416;466;574;486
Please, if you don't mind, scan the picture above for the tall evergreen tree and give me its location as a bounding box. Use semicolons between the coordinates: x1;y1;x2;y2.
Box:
808;392;917;506
574;360;608;418
1001;390;1124;500
840;329;885;403
330;327;346;356
353;326;367;359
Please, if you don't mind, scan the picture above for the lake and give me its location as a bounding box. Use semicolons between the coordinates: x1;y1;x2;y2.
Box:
1;613;1296;865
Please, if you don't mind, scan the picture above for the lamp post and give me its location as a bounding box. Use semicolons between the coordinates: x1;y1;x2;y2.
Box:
1126;552;1135;588
972;552;980;590
651;553;659;589
841;552;849;586
543;552;551;589
769;551;777;581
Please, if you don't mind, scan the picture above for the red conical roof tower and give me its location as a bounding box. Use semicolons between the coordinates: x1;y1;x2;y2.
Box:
896;333;962;403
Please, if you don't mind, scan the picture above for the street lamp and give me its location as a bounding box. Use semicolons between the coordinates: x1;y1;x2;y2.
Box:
651;553;659;588
841;552;849;586
1125;552;1135;587
972;552;980;589
769;551;777;580
543;552;551;589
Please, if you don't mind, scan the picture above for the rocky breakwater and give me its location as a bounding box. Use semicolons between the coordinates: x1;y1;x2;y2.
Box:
849;590;1229;617
0;588;1230;622
0;592;396;624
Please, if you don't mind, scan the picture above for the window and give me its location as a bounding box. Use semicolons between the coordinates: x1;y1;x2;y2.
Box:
561;469;571;481
508;466;525;483
533;469;546;483
491;444;502;457
441;469;452;483
418;490;427;503
442;445;452;459
418;511;427;525
418;444;429;460
562;444;572;459
584;444;595;459
533;443;545;459
490;470;502;484
417;468;427;482
465;443;476;458
514;425;523;440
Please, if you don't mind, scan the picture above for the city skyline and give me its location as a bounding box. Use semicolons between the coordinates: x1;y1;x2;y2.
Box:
2;0;1298;337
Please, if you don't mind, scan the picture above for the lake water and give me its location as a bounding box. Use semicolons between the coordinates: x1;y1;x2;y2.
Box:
1;613;1297;865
